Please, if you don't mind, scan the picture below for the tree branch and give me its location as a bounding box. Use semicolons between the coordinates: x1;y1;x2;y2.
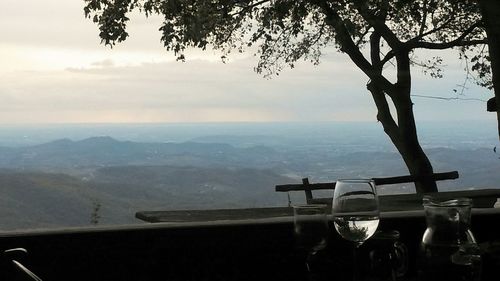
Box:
407;21;486;50
370;31;382;71
367;81;400;142
380;50;396;67
229;0;271;16
353;0;402;49
418;0;429;37
414;16;454;41
315;1;396;96
355;27;372;47
412;39;487;50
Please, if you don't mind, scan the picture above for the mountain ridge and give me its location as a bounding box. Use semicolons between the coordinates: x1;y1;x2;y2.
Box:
0;135;499;231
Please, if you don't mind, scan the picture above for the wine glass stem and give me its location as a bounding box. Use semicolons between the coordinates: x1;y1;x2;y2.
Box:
352;243;361;281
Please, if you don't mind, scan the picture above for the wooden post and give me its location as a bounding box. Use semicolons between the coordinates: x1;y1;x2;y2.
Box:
302;178;313;204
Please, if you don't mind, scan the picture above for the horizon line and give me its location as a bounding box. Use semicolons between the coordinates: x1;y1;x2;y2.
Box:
0;119;495;126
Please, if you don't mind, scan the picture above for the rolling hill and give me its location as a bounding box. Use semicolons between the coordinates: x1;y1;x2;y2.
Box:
0;136;499;230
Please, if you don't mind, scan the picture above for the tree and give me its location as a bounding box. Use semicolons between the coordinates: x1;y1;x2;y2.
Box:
84;0;487;193
479;0;500;140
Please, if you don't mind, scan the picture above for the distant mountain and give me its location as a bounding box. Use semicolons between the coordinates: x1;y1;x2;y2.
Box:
1;136;499;231
1;136;499;188
0;137;285;173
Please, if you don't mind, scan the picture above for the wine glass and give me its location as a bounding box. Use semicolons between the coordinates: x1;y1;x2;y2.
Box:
332;179;380;280
293;204;329;274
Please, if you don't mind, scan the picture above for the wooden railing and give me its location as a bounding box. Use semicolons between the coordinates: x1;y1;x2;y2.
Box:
275;171;460;204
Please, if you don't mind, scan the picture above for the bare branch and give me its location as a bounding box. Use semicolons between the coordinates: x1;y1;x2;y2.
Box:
355;27;372;47
370;31;382;70
414;39;487;50
407;21;485;50
315;1;396;96
380;50;396;66
367;81;400;139
414;16;454;42
353;1;402;49
229;0;271;16
418;0;429;37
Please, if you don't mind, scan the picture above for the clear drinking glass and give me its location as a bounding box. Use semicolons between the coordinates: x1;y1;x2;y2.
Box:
293;204;329;274
332;179;380;280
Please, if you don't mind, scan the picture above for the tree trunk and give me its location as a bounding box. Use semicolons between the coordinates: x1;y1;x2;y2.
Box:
367;81;438;193
394;97;438;193
479;0;500;141
367;46;438;193
318;4;438;193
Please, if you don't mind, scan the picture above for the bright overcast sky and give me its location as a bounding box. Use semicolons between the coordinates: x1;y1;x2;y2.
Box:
0;0;495;124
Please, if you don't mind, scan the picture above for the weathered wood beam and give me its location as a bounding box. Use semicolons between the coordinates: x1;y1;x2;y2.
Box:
275;171;459;192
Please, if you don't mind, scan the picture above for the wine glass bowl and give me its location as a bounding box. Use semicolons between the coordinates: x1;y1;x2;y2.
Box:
332;179;380;281
332;179;380;247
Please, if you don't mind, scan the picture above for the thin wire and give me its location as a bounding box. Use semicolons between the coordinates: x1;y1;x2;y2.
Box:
411;94;487;102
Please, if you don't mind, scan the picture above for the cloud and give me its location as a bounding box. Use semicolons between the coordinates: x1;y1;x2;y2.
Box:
91;59;115;68
0;52;378;123
0;0;493;124
1;45;493;124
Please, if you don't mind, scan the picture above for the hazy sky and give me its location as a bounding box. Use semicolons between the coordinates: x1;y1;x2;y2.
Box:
0;0;495;124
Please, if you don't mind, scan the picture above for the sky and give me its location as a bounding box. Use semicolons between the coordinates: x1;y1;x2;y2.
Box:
0;0;496;125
